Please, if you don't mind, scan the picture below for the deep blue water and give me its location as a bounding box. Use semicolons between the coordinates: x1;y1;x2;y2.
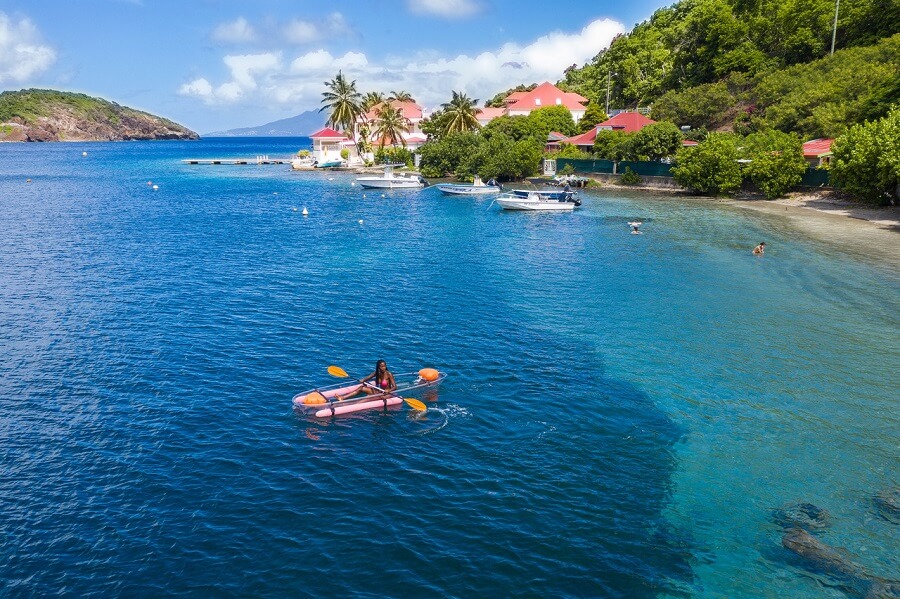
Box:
1;138;897;597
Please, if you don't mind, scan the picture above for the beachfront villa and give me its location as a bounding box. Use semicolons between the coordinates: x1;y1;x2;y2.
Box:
309;127;356;165
354;100;428;162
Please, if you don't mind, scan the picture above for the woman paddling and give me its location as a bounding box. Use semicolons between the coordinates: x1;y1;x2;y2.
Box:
336;359;397;401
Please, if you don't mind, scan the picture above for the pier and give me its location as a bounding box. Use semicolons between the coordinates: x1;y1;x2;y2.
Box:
182;155;290;165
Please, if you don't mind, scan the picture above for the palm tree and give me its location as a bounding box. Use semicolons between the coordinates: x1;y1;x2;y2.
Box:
441;91;481;135
361;91;385;112
387;90;414;103
371;104;411;148
319;70;362;135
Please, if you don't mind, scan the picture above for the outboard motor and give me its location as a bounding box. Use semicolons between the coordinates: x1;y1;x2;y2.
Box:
419;176;430;187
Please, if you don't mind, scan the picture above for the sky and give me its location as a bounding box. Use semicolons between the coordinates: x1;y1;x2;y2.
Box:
0;0;665;134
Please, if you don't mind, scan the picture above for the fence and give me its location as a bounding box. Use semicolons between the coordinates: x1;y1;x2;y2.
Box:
556;159;832;189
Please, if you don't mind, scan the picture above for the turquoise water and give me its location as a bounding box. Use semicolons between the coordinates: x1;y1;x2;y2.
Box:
1;139;897;597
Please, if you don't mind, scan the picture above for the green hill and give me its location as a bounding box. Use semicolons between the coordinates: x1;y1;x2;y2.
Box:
0;89;198;142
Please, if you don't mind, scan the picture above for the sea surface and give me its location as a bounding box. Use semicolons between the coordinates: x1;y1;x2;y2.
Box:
1;138;897;598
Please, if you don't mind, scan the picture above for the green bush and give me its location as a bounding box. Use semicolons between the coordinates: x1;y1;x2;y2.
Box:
672;133;742;194
740;130;807;198
831;106;900;205
620;167;643;185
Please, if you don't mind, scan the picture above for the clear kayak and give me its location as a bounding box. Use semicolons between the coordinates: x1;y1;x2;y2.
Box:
292;369;446;418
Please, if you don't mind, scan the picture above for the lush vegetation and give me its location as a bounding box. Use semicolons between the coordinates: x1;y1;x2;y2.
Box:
831;106;900;204
319;71;363;134
0;88;186;129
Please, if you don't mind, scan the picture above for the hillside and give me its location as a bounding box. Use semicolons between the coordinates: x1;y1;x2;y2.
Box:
204;110;324;137
0;89;198;142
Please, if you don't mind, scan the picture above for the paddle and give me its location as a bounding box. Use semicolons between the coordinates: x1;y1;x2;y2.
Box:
327;365;427;411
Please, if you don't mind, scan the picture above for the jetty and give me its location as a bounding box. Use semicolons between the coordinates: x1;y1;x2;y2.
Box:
182;155;290;165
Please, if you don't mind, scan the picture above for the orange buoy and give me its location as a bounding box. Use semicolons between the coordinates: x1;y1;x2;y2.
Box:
419;368;440;382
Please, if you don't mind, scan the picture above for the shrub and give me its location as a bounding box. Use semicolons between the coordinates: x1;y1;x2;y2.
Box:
672;133;742;194
620;167;642;185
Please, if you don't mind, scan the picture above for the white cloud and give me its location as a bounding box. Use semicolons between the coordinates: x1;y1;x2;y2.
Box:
283;12;351;44
179;53;281;104
0;12;56;83
180;18;623;111
410;0;481;18
213;17;256;43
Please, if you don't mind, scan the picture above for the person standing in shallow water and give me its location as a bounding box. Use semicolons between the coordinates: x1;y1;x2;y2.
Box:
753;242;766;255
335;360;396;401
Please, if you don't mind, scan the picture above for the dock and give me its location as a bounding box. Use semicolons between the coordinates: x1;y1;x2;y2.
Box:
182;155;291;165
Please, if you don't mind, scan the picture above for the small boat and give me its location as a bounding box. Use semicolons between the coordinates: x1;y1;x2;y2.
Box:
436;176;503;196
355;164;426;189
315;158;345;168
291;156;316;170
292;368;445;418
495;189;581;211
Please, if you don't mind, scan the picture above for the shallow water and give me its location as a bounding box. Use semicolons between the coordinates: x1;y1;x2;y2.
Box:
1;139;897;597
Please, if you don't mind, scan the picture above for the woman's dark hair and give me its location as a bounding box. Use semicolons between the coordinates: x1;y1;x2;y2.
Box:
375;359;387;373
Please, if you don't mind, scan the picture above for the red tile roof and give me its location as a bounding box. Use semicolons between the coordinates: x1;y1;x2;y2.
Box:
802;138;834;157
310;127;348;139
596;112;656;133
559;128;600;146
363;100;423;122
503;82;588;113
476;107;506;120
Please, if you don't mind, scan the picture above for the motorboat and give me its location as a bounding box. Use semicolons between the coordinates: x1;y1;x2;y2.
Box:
291;155;316;170
436;176;503;196
315;158;345;168
355;164;426;189
494;189;581;211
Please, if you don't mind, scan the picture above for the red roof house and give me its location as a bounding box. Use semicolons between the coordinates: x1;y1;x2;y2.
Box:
503;82;588;122
802;138;834;166
557;112;658;149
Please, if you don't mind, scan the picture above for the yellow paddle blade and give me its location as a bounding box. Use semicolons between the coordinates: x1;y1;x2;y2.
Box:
328;365;349;378
404;398;427;411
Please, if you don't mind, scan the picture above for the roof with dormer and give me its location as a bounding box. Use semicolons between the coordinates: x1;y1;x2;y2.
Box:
596;112;656;133
503;82;588;113
362;100;423;122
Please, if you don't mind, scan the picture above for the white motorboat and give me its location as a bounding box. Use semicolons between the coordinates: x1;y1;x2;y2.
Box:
436;176;502;196
291;156;316;170
494;190;581;211
355;164;426;189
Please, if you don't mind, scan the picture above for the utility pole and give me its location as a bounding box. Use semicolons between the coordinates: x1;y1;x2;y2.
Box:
831;0;840;55
606;71;616;116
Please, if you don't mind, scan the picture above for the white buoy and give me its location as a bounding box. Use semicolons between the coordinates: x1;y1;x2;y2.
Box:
362;194;366;198
152;185;159;190
358;219;364;224
82;151;87;157
351;182;356;186
381;193;385;198
292;207;298;212
302;207;309;216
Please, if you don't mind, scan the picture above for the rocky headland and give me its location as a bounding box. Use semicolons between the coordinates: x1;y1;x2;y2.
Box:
0;89;198;142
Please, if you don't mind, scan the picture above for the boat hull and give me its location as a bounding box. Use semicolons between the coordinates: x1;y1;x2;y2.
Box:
495;197;576;211
357;179;423;189
436;184;501;196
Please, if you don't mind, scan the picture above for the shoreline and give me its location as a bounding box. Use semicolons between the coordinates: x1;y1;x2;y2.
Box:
586;179;900;268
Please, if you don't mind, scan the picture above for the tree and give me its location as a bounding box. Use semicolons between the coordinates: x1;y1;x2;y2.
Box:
578;103;608;133
418;131;480;178
528;105;578;138
371;104;411;148
593;130;631;160
387;90;415;103
319;71;362;135
831;106;900;205
361;92;385;112
672;133;742;194
623;121;684;160
484;84;537;108
441;91;481;135
740;130;808;198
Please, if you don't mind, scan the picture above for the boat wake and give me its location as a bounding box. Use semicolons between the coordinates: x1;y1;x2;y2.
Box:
411;404;470;435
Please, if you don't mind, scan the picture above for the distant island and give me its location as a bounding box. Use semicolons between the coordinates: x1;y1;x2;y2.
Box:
203;110;325;137
0;89;198;142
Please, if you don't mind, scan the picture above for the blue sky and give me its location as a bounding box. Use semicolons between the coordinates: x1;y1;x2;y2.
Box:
0;0;665;133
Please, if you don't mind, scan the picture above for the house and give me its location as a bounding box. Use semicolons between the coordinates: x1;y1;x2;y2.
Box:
502;82;589;122
309;127;355;165
556;112;659;151
802;138;834;167
475;107;506;128
355;100;428;159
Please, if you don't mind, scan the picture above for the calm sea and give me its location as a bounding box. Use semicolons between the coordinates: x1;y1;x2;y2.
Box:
1;138;897;597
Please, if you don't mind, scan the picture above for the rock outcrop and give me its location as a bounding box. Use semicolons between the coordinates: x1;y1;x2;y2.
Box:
0;89;199;142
